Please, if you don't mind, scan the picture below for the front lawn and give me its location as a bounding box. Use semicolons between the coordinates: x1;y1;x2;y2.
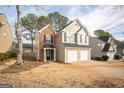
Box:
0;59;124;88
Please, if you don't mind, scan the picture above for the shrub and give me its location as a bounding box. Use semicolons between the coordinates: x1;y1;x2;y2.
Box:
102;55;109;61
97;57;103;61
114;54;120;60
0;51;17;62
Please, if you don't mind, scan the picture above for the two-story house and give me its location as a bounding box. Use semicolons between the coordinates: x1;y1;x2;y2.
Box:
56;19;91;62
89;36;116;60
35;19;91;62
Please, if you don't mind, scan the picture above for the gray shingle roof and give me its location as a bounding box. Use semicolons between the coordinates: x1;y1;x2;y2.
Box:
102;43;115;52
117;43;124;49
98;36;110;42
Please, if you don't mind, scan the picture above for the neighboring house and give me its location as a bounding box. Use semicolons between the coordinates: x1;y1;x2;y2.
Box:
12;41;33;52
35;19;91;62
89;36;116;60
116;43;124;59
56;19;91;62
0;13;13;53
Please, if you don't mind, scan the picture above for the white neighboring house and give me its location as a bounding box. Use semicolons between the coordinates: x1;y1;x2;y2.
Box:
56;19;91;62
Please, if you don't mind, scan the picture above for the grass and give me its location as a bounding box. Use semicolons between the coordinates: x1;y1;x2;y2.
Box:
0;61;44;74
0;59;124;87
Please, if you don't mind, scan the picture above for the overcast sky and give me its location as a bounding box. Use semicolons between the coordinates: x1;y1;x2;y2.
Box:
0;5;124;43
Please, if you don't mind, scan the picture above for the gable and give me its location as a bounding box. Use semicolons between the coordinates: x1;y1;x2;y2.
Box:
62;19;89;35
109;45;115;51
62;20;81;33
38;25;56;35
76;27;89;35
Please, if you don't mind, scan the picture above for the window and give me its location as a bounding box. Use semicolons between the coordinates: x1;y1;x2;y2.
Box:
98;43;101;47
44;35;51;44
85;36;87;43
65;33;75;43
80;34;86;43
80;34;82;43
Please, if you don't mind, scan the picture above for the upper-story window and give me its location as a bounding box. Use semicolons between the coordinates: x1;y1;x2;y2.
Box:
44;35;52;44
80;34;87;43
98;43;102;47
64;32;75;43
80;34;82;43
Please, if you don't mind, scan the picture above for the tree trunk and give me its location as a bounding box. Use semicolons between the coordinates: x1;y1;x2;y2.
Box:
31;34;34;52
31;31;34;52
15;5;23;65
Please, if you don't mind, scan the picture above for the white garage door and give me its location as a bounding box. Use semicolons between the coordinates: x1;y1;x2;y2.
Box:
80;50;89;61
67;50;78;62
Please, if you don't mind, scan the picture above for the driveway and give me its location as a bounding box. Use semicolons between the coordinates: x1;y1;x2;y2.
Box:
0;59;124;88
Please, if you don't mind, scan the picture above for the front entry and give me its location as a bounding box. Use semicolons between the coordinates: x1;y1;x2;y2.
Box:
46;49;54;61
43;48;56;62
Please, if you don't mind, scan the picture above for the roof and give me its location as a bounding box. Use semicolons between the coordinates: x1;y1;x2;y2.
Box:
59;20;74;31
43;44;55;48
102;43;115;52
38;24;56;34
98;36;110;42
0;13;4;15
23;43;32;49
63;43;90;48
117;43;124;49
60;19;89;35
90;36;105;44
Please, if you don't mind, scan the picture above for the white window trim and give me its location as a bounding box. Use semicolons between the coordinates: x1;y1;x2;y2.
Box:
63;32;76;43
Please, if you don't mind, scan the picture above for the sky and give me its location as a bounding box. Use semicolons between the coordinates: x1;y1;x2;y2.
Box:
0;5;124;43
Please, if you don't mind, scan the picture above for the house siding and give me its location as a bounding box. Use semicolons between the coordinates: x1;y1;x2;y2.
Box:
89;37;103;57
38;26;56;61
0;14;13;53
56;32;65;62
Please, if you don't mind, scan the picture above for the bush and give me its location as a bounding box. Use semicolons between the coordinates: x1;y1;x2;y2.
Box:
91;56;103;61
102;55;109;61
114;55;120;60
0;51;17;62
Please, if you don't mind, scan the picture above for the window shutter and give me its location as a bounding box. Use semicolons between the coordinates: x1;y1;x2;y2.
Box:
44;35;46;43
64;33;66;42
80;34;82;43
51;35;53;43
75;34;77;42
85;36;87;43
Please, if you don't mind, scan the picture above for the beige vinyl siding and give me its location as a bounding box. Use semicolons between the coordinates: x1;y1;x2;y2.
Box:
0;15;13;53
62;21;81;33
56;32;65;62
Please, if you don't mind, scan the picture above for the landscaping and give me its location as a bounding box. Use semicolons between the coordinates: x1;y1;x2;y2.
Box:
0;59;124;88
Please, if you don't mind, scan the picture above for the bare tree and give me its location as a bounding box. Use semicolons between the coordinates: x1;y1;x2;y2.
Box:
15;5;23;65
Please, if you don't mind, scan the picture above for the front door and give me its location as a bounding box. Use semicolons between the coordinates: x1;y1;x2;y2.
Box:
46;49;54;61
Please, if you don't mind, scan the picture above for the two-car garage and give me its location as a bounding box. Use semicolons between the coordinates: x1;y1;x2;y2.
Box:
65;48;91;62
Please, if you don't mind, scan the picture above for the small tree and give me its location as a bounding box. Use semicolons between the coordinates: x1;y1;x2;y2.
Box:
48;12;69;31
21;13;38;52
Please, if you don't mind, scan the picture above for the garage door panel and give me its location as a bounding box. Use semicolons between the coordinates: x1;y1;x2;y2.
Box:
67;50;77;62
80;50;89;61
